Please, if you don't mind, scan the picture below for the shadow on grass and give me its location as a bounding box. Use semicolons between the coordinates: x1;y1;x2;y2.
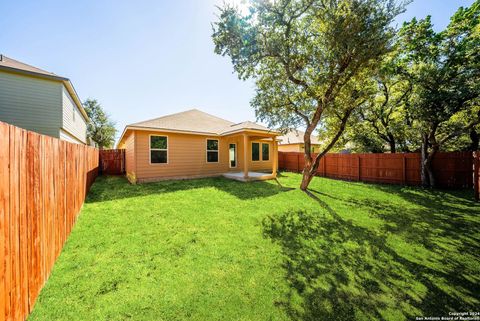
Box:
86;175;295;203
262;190;480;321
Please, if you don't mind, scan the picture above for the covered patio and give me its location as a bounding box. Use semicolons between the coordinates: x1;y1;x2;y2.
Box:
222;130;279;182
223;171;276;182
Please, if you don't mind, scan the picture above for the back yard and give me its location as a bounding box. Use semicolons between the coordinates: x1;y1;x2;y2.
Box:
29;173;480;321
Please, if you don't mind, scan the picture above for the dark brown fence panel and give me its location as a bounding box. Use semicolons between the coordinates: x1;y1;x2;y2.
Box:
99;149;125;175
431;151;474;188
279;151;473;189
0;121;99;321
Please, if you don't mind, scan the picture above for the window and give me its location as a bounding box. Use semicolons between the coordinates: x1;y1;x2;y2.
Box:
229;143;236;168
252;142;260;161
262;143;269;161
150;135;168;164
206;139;219;163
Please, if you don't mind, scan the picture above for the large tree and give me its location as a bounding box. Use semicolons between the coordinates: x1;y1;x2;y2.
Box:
212;0;405;190
83;99;116;149
398;1;480;187
355;55;418;153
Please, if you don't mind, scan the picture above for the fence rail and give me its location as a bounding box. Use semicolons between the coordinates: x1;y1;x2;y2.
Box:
99;149;125;175
0;121;98;321
279;151;475;189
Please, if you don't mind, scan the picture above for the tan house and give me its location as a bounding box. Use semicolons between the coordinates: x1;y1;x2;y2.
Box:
117;109;280;183
0;54;89;144
278;129;322;153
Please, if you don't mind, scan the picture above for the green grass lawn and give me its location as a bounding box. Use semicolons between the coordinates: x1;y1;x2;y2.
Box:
29;173;480;321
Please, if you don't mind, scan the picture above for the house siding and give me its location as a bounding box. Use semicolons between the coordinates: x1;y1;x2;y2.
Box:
0;71;62;137
278;144;302;152
278;143;321;153
134;130;231;181
59;128;85;144
61;86;87;143
125;130;274;182
124;131;136;182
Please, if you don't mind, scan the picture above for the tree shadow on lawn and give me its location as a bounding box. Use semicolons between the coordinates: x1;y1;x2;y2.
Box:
262;190;480;321
310;185;479;252
86;175;295;203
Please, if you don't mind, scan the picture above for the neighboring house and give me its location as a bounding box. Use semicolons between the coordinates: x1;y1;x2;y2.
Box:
117;109;280;183
278;129;322;153
0;54;89;144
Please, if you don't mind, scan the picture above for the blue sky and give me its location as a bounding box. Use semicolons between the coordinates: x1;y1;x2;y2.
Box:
0;0;474;141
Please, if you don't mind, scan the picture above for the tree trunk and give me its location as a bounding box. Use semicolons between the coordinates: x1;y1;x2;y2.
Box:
420;133;430;187
300;169;315;191
424;148;437;188
299;104;356;191
388;136;396;153
426;158;436;187
469;128;479;151
421;132;439;188
300;147;325;191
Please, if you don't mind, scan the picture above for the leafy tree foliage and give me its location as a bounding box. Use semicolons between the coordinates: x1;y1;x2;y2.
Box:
397;1;480;187
83;99;116;149
212;0;405;190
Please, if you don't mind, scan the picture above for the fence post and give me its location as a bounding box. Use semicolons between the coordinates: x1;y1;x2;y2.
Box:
297;153;300;173
357;155;361;181
402;154;407;185
475;152;479;202
323;155;327;177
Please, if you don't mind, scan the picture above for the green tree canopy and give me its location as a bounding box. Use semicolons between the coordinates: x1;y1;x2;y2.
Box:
213;0;406;190
83;99;116;149
397;1;480;186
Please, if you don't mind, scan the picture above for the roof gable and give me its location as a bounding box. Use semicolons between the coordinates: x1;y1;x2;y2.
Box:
128;109;273;135
0;54;64;80
130;109;234;134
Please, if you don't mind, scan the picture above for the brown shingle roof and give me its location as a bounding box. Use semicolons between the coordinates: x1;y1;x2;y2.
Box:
0;54;65;80
129;109;275;135
221;121;271;135
278;129;321;145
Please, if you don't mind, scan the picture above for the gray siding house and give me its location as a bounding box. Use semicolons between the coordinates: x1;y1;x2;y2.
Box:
0;55;89;144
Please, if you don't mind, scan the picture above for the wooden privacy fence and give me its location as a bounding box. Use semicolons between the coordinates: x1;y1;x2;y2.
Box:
0;121;99;321
279;151;475;189
99;149;125;175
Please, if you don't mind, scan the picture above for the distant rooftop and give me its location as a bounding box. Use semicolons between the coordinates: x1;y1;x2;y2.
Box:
278;129;321;145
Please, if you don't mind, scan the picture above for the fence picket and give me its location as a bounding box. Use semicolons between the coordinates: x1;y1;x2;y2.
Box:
279;151;475;189
0;121;98;321
99;149;125;175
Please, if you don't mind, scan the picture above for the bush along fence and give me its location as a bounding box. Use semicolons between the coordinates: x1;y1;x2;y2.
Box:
279;151;476;189
99;149;125;175
0;121;99;321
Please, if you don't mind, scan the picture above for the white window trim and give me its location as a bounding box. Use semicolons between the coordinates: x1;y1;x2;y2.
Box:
251;142;261;162
229;143;237;168
149;134;168;165
206;138;219;163
262;142;270;161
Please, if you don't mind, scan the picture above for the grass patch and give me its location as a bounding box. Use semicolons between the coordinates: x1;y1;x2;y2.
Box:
29;173;480;321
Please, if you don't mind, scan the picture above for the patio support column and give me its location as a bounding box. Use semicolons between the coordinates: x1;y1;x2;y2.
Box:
243;133;249;179
272;138;278;177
